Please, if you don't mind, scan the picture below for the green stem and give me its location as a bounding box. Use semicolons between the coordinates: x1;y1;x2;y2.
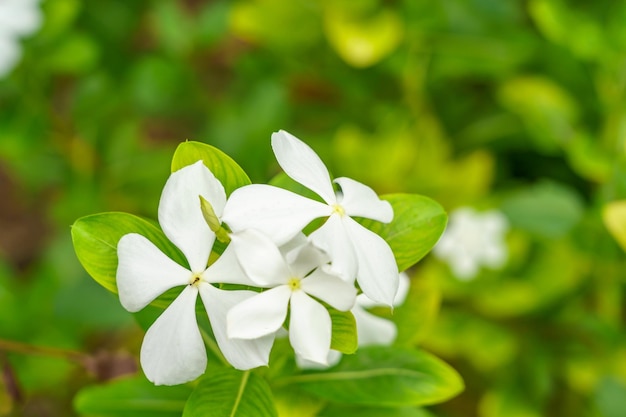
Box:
0;338;88;363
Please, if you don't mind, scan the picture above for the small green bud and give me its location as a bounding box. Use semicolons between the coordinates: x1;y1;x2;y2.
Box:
199;196;231;243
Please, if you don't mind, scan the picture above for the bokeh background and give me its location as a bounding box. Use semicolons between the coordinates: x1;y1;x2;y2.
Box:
1;0;626;416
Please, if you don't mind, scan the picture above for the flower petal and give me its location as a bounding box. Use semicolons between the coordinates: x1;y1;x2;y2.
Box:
352;306;397;346
0;37;20;77
301;269;356;311
229;229;291;287
289;291;332;365
227;285;292;339
356;271;411;309
116;233;190;312
222;184;331;245
344;217;399;306
200;244;256;286
335;177;393;223
198;283;274;370
309;214;357;283
295;350;342;370
286;239;330;278
271;130;336;204
140;286;206;385
159;161;224;273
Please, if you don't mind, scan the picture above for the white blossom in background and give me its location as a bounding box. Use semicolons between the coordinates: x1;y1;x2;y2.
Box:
433;207;509;280
0;0;42;77
116;161;274;386
227;229;356;365
222;130;399;306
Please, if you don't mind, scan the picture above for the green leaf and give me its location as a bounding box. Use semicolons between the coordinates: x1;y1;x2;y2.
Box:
273;386;326;417
329;309;357;354
171;141;251;196
595;377;626;417
501;181;584;238
359;194;447;272
603;200;626;253
319;404;435;417
71;212;186;294
287;346;463;407
182;369;277;417
74;376;191;417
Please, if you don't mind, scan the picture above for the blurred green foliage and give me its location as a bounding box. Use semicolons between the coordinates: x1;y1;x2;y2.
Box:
1;0;625;416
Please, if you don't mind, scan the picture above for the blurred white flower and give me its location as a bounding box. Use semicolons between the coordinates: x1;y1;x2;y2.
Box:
0;0;42;77
433;207;509;280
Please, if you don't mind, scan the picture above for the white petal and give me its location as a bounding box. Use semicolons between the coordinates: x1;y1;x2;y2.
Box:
309;214;357;283
0;37;20;77
356;272;409;309
449;252;478;280
279;233;309;261
344;217;399;306
295;350;342;370
229;229;291;286
227;286;292;339
159;161;224;273
352;306;397;346
300;269;356;311
0;1;42;37
289;291;332;365
200;244;256;286
198;283;274;370
116;233;190;312
287;239;330;278
483;243;507;269
335;177;393;223
394;272;411;306
271;130;336;204
140;286;206;385
222;184;331;245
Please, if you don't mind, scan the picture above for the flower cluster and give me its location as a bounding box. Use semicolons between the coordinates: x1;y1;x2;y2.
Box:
433;207;509;280
0;0;42;77
116;130;400;385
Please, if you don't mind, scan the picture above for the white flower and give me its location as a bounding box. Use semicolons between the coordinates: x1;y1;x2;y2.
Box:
0;0;42;77
352;271;410;346
116;161;274;385
295;272;410;370
433;207;509;280
227;229;357;365
222;130;399;306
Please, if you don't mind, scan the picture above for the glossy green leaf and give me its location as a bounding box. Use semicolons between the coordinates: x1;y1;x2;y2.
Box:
603;200;626;253
71;212;186;294
74;376;191;417
359;194;447;272
329;309;357;354
501;181;584;238
273;386;325;417
391;274;441;347
182;369;277;417
287;346;463;407
171;141;251;196
319;404;434;417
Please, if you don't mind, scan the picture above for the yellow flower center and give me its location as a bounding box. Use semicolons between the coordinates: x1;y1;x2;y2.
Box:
332;204;346;217
189;273;202;287
287;277;301;291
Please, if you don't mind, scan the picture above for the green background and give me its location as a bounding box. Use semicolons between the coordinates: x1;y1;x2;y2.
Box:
1;0;625;416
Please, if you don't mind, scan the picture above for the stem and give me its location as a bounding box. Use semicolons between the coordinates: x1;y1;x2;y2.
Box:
0;338;88;363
